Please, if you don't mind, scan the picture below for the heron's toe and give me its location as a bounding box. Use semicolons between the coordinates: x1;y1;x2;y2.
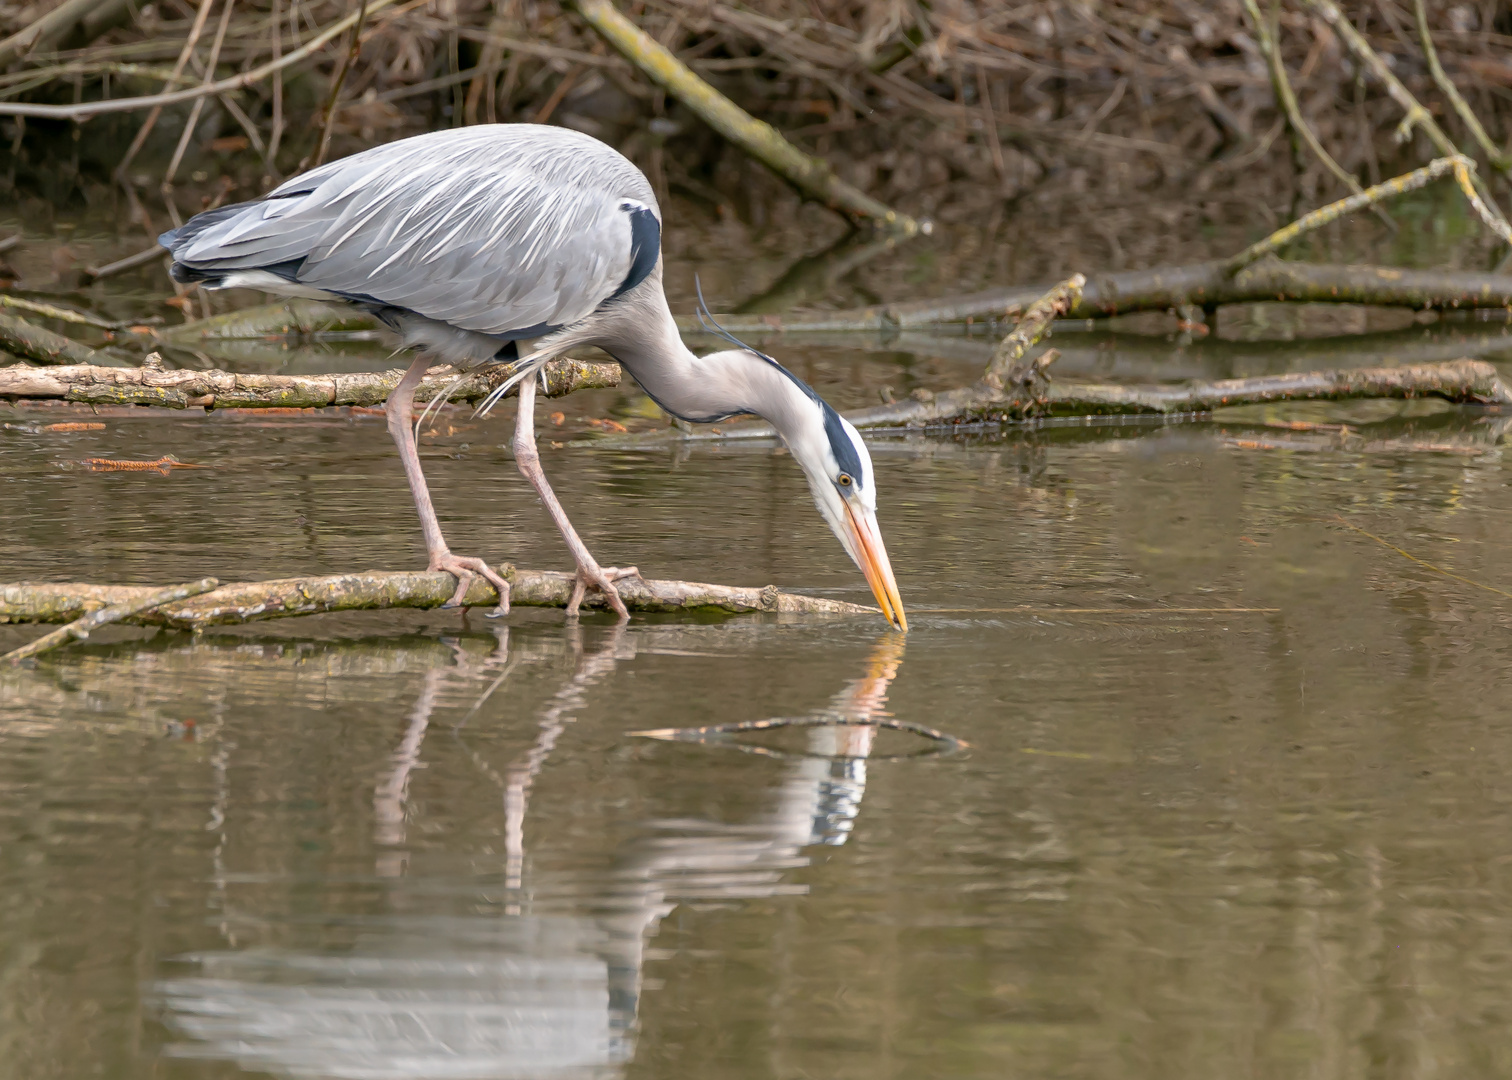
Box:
432;553;510;616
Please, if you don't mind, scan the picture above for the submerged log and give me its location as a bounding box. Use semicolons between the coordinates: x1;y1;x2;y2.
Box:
0;355;621;409
160;299;380;340
0;569;876;630
0;311;115;366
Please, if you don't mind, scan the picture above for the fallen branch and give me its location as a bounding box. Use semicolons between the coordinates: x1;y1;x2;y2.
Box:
0;311;114;366
982;274;1084;390
691;260;1512;333
2;577;218;664
571;0;922;236
0;355;621;408
0;294;153;331
0;569;875;630
1013;358;1512;418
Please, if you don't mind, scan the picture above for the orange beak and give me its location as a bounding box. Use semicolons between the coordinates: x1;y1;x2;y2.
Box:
843;502;907;632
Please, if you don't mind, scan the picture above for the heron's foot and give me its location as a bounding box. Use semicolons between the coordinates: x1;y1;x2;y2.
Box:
431;552;511;617
566;562;642;621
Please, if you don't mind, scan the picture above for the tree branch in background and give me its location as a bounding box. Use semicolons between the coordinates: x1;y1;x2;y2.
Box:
0;571;875;630
303;0;368;173
0;0;119;67
570;0;923;236
1303;0;1457;157
0;0;400;119
113;0;218;183
1413;0;1509;172
1242;0;1370;200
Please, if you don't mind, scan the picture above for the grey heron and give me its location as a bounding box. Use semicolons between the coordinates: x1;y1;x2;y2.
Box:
159;124;906;630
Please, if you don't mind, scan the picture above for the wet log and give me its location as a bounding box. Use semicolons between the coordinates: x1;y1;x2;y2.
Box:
0;311;113;366
1020;358;1512;418
0;569;876;630
2;577;218;663
607;358;1512;445
690;260;1512;333
0;355;621;409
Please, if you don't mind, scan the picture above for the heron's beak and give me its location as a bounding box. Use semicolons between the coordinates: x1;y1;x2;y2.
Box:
843;502;908;632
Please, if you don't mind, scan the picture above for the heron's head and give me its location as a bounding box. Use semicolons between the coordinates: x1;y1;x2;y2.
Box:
780;393;907;632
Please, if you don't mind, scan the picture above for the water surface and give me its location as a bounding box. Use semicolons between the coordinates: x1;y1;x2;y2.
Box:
5;369;1512;1077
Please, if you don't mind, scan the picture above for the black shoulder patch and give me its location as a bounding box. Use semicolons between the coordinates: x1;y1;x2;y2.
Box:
612;203;660;297
820;400;864;487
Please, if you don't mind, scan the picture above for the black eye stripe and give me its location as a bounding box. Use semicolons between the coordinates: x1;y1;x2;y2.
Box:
820;401;864;490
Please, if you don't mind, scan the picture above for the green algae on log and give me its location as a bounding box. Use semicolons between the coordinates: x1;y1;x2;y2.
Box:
0;356;621;409
0;569;875;630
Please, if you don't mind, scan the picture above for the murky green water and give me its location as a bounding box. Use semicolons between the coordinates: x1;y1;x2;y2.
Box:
6;347;1512;1076
6;175;1512;1075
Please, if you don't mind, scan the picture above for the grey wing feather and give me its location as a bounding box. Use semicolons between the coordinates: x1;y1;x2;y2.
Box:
167;125;659;336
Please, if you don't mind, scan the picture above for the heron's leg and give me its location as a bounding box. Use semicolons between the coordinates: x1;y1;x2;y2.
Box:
386;354;511;615
512;373;639;621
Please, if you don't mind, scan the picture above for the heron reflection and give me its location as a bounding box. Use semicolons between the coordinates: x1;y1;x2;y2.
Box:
156;632;907;1079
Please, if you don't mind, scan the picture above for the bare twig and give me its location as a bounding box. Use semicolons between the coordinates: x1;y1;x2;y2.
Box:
161;0;237;220
114;0;216;182
1242;0;1371;201
2;578;219;664
303;0;368;173
0;0;120;67
1303;0;1457;157
83;245;168;281
1451;157;1512;245
1413;0;1508;172
0;294;139;329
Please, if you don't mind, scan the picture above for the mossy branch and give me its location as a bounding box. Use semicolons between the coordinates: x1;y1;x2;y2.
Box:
0;569;876;630
0;355;621;409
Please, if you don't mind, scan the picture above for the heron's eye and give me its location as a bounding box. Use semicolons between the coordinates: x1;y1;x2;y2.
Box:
836;473;853;487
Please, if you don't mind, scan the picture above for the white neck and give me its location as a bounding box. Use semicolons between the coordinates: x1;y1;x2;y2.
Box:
602;293;819;432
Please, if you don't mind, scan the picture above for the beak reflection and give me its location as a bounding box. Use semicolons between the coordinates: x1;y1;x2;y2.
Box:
843;502;907;632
